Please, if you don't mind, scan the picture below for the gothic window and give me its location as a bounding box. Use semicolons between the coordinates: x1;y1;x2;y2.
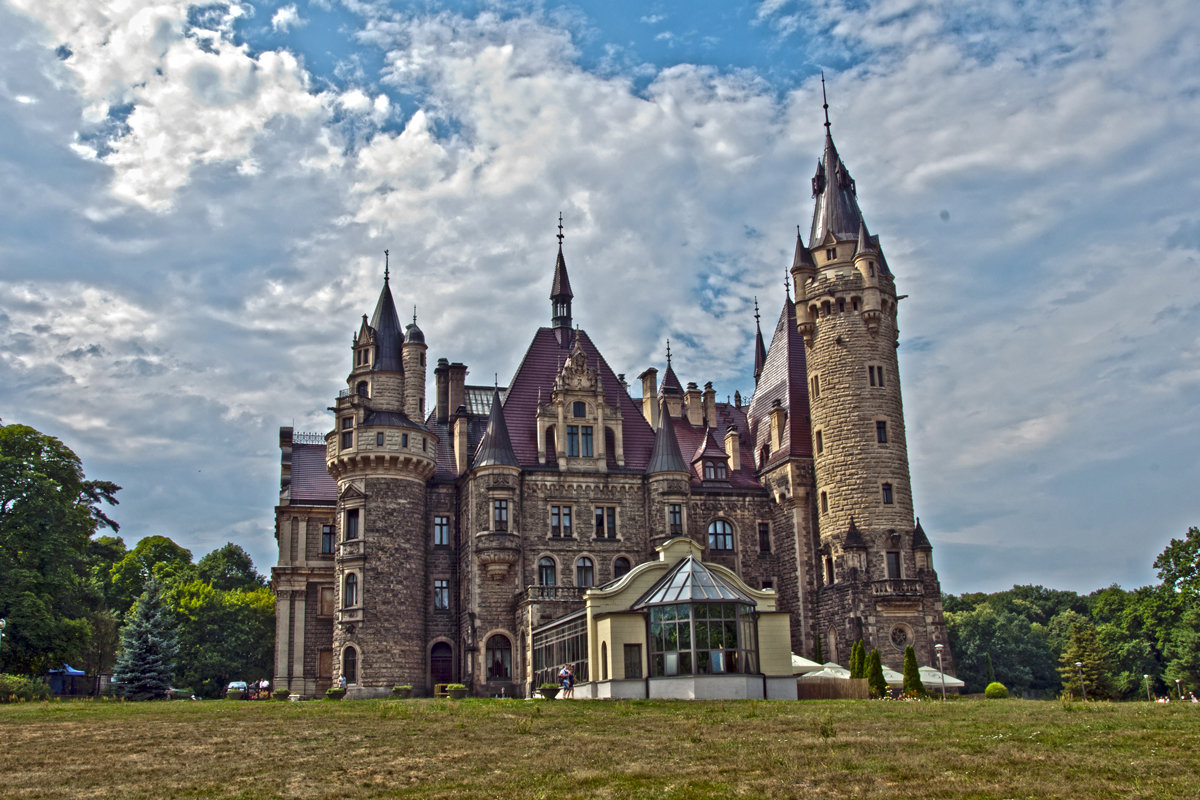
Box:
669;504;683;535
401;433;408;447
868;261;876;276
594;506;617;539
342;646;357;684
321;524;335;554
550;505;572;538
759;445;769;468
433;516;450;547
538;557;556;586
758;522;771;553
493;499;509;531
486;635;512;681
342;416;353;429
886;551;902;580
837;298;845;313
576;556;595;587
613;557;631;579
343;572;358;607
573;401;587;417
433;579;449;610
344;509;359;540
708;520;734;551
882;483;894;505
876;421;888;444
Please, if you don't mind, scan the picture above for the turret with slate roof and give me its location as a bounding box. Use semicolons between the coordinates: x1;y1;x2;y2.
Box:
550;213;573;332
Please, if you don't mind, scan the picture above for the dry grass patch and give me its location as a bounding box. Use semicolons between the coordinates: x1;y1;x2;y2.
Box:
0;698;1197;798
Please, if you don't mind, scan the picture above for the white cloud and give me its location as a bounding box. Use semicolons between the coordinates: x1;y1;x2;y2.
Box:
271;4;304;33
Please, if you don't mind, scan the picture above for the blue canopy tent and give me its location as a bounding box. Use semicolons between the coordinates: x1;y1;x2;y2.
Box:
47;664;88;696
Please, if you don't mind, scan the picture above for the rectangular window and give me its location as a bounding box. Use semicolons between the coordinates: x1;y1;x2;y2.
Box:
595;507;617;539
624;644;643;680
573;401;586;417
341;431;353;450
668;504;683;535
376;432;384;446
869;365;885;387
321;524;335;554
581;426;594;457
318;586;334;617
820;491;828;513
703;460;727;480
810;375;820;399
567;425;579;457
886;551;902;580
433;516;450;547
758;522;771;553
341;417;353;429
551;505;572;538
344;508;359;540
876;421;888;444
402;433;408;447
826;247;836;260
434;579;450;610
761;580;774;590
493;499;508;531
815;430;823;454
882;483;894;505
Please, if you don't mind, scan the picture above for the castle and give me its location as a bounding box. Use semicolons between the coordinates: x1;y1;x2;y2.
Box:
272;109;952;698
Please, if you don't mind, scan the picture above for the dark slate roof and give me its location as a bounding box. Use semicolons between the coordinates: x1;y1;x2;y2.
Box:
290;443;337;504
633;555;757;608
753;316;767;383
844;517;867;549
810;131;865;246
474;388;519;468
792;228;816;271
370;278;404;373
746;297;813;471
647;402;690;474
501;328;655;470
668;406;760;490
659;363;684;396
690;427;727;465
404;322;425;344
364;409;425;428
550;245;573;299
913;518;932;550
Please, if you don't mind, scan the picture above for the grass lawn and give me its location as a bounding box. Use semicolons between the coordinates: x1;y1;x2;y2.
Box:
1;697;1197;799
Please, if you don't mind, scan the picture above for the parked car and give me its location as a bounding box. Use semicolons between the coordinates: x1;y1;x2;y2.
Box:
226;681;248;698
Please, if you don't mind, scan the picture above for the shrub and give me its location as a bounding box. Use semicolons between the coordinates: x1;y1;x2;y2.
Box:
902;645;927;699
866;649;888;698
392;685;413;698
326;687;347;700
445;683;467;690
0;674;52;703
985;682;1009;699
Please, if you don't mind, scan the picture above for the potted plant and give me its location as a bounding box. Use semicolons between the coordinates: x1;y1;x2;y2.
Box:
273;688;290;700
539;683;560;700
445;683;468;699
325;687;347;700
392;684;413;698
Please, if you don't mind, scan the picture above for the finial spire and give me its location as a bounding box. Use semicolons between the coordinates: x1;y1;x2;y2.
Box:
821;71;831;133
754;296;760;324
412;306;417;325
784;268;791;299
666;338;672;367
384;249;390;282
557;212;564;246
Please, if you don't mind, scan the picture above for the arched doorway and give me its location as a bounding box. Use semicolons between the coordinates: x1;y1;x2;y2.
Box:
430;642;453;685
485;634;512;681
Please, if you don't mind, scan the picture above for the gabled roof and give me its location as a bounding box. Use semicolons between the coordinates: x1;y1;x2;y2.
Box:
659;363;684;396
633;554;757;608
500;328;655;469
473;388;519;468
809;131;865;246
647;401;689;474
690;427;727;466
369;277;404;373
746;296;813;470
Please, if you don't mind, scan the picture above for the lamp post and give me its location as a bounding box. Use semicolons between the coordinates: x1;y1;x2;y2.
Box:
1076;661;1087;701
1145;674;1152;702
935;643;946;701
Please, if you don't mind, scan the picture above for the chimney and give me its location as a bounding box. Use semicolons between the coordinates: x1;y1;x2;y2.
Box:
435;358;450;424
448;362;468;420
638;368;659;428
453;407;470;476
724;425;740;473
769;399;787;451
684;382;703;426
702;381;717;427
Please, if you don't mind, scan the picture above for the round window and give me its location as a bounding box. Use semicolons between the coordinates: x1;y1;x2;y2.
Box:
890;625;910;648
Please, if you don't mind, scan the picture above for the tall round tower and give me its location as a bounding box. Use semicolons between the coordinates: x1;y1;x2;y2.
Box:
327;267;437;696
791;94;949;669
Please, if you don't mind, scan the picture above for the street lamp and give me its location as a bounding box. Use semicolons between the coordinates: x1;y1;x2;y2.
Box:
1145;674;1152;702
935;643;946;701
1076;661;1087;701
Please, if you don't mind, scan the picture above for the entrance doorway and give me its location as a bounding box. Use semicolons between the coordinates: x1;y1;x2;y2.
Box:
430;642;453;685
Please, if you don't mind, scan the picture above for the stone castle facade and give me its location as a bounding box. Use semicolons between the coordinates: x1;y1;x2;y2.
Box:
272;116;953;697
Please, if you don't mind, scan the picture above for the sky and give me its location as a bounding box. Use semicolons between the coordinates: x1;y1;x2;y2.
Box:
1;0;1197;596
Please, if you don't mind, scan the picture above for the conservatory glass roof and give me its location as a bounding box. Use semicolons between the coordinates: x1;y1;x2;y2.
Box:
633;555;757;608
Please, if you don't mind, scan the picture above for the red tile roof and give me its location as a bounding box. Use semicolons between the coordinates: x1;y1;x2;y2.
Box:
746;297;813;470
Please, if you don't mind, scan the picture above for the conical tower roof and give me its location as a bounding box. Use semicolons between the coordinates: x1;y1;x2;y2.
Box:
913;518;932;551
844;517;867;550
792;226;816;271
473;388;519;468
647;401;689;474
370;272;404;373
809;129;864;246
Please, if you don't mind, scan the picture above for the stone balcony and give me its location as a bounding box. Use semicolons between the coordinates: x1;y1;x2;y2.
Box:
525;585;586;602
476;531;520;580
871;579;922;597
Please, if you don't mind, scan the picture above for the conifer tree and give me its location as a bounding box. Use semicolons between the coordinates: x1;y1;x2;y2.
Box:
812;633;824;664
866;648;888;698
850;640;865;679
113;577;178;700
902;645;927;698
985;652;996;685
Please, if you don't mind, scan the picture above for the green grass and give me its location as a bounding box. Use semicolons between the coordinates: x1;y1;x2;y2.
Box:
1;697;1197;798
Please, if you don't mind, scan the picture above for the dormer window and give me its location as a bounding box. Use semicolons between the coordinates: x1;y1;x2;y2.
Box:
703;460;727;480
826;248;836;261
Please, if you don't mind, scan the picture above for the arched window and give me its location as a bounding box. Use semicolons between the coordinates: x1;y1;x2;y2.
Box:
538;557;556;586
342;646;357;684
707;520;734;551
613;557;631;579
576;556;594;587
485;635;511;681
344;572;358;607
356;380;368;397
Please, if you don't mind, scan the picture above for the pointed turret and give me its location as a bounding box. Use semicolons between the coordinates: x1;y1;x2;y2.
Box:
844;517;867;550
647;401;689;474
550;213;573;330
855;220;876;257
792;226;817;274
474;389;518;468
912;518;932;551
809;80;864;248
371;270;404;373
752;298;768;383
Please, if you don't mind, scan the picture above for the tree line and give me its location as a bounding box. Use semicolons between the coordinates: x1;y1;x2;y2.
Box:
944;527;1200;699
1;423;273;698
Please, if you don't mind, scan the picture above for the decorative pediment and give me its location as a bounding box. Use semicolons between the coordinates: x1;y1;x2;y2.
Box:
338;483;366;502
554;339;598;393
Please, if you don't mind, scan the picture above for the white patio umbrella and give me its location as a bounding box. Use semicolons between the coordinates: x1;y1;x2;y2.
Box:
919;666;965;689
791;653;824;674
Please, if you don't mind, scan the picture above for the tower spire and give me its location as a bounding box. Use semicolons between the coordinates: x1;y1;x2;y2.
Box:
384;249;390;282
753;297;767;383
821;71;831;133
549;212;573;331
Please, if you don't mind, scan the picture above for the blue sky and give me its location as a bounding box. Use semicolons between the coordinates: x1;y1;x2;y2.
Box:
1;0;1198;595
